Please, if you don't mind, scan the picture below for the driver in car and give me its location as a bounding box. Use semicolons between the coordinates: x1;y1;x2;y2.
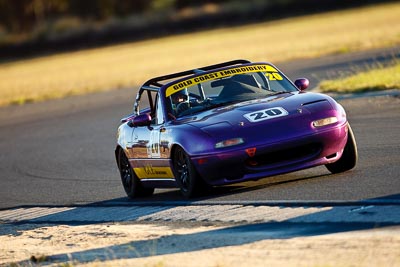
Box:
171;89;190;116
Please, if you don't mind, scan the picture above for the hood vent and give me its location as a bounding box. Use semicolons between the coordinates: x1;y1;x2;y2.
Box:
301;99;332;113
302;99;327;106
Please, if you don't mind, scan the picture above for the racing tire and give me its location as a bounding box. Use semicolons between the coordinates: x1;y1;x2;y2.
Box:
325;123;358;174
173;147;206;198
117;149;154;198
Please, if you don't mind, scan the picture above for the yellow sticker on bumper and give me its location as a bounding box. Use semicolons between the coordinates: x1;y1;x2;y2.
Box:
134;166;174;179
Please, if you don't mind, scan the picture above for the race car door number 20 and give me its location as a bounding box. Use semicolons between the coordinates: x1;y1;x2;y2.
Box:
243;107;288;122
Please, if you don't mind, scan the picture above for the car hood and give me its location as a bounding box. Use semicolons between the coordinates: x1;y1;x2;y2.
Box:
174;92;343;145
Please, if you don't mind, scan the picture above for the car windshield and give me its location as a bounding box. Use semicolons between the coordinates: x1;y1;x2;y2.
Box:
166;64;298;118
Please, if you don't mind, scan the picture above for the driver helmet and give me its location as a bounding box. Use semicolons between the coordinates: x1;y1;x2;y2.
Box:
171;89;189;106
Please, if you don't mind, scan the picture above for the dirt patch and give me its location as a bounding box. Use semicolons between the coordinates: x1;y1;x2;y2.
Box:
1;222;399;266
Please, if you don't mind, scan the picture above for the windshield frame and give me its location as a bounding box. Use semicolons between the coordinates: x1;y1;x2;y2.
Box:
161;62;299;119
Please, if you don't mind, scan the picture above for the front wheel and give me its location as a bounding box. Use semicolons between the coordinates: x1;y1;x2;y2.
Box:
117;149;154;198
173;147;206;198
325;123;358;174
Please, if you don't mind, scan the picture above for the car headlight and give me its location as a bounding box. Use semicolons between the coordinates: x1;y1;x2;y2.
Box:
312;117;338;127
215;138;244;148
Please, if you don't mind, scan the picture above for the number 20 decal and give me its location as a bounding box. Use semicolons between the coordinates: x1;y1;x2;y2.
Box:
244;107;288;122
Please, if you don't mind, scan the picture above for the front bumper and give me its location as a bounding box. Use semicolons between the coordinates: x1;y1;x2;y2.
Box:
191;122;348;185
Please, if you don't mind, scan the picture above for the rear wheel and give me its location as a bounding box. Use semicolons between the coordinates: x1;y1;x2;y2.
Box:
117;149;154;198
173;147;206;198
325;123;358;174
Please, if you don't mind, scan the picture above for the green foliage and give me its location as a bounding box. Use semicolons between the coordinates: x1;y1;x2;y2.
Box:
0;0;152;33
0;0;392;35
152;0;176;11
319;61;400;93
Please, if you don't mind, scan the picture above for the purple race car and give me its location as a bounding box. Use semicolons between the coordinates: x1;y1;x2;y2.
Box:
115;59;357;198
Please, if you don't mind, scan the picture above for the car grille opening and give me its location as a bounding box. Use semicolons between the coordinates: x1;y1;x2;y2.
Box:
326;153;337;159
245;143;321;168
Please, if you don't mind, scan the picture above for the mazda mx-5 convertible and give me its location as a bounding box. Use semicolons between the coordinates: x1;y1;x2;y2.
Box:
115;59;357;198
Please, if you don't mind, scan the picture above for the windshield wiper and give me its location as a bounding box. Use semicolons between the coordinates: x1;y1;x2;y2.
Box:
208;100;244;108
185;100;241;115
268;90;288;96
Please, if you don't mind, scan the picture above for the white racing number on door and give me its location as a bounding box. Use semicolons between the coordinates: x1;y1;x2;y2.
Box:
148;129;161;158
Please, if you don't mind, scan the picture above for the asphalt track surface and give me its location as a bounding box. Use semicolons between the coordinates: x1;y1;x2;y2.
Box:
0;47;399;210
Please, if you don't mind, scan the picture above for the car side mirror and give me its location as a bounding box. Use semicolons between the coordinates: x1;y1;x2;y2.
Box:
294;78;309;91
128;113;152;127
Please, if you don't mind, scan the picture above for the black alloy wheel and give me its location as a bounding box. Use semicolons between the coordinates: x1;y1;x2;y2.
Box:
173;147;206;198
118;149;154;198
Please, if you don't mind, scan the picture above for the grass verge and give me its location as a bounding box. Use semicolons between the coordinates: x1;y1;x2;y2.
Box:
319;61;400;93
0;2;400;107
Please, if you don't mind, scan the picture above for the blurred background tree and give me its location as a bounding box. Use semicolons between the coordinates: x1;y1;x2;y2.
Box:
0;0;396;59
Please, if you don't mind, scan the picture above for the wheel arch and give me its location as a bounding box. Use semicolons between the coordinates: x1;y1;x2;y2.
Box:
170;144;184;165
115;145;124;168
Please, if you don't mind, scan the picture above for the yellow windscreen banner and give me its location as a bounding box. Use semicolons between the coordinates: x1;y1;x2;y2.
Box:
134;166;174;179
165;64;279;97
